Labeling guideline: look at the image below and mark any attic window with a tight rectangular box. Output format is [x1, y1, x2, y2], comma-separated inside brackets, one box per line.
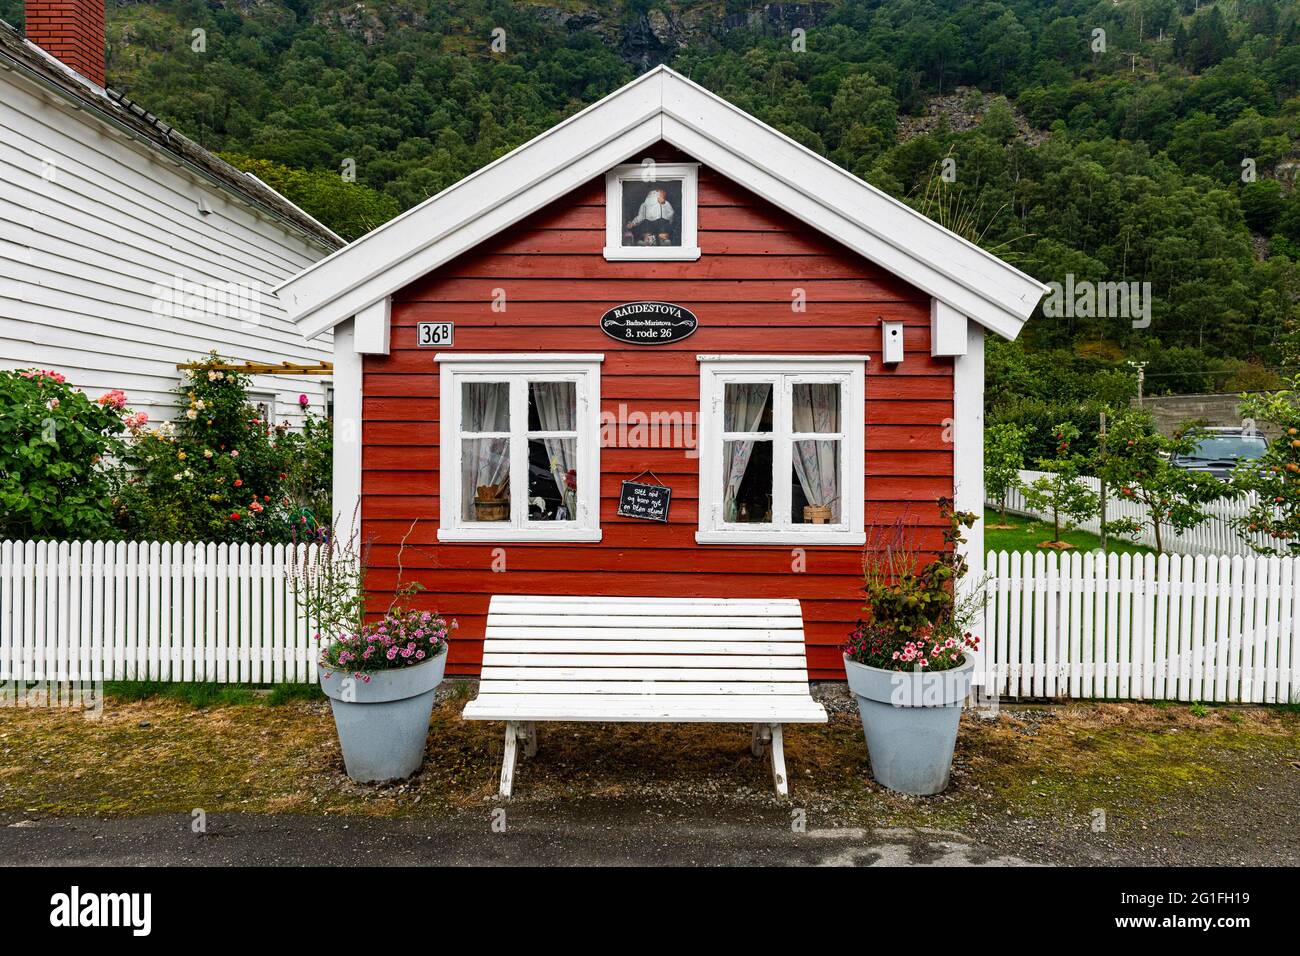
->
[604, 163, 700, 261]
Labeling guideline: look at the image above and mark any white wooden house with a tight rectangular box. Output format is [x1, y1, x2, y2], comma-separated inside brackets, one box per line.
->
[0, 3, 342, 425]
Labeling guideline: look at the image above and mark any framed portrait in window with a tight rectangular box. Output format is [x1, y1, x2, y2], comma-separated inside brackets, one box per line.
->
[604, 162, 700, 261]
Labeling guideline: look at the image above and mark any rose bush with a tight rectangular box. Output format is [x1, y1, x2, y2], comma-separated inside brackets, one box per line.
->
[0, 369, 130, 539]
[113, 353, 331, 543]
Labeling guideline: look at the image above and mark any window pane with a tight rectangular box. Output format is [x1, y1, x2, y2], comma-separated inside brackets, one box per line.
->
[462, 382, 509, 432]
[792, 439, 841, 524]
[792, 383, 841, 434]
[528, 381, 576, 432]
[723, 382, 773, 433]
[621, 179, 683, 248]
[723, 439, 772, 523]
[461, 437, 510, 522]
[528, 438, 577, 521]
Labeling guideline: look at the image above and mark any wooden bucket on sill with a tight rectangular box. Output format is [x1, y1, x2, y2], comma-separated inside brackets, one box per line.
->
[803, 504, 833, 524]
[475, 484, 509, 521]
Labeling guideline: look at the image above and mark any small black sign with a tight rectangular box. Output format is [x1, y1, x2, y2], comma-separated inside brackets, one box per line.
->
[600, 301, 698, 345]
[617, 480, 672, 522]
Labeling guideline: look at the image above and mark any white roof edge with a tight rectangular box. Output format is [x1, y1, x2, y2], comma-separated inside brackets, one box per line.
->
[277, 65, 1047, 342]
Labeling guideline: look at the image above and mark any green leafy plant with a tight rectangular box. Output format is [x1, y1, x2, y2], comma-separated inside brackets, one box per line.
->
[0, 369, 132, 540]
[1020, 422, 1099, 547]
[843, 498, 981, 672]
[1231, 375, 1300, 555]
[1092, 412, 1225, 554]
[985, 421, 1028, 528]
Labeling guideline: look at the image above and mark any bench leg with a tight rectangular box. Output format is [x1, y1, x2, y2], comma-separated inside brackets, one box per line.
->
[523, 721, 538, 758]
[751, 723, 771, 757]
[768, 723, 788, 797]
[499, 721, 520, 799]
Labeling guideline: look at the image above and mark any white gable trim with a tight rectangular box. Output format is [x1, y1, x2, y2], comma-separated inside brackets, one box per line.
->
[278, 66, 1047, 344]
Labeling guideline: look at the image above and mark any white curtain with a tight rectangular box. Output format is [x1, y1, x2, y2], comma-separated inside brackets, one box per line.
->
[792, 383, 841, 521]
[461, 382, 510, 520]
[530, 382, 577, 510]
[723, 383, 771, 522]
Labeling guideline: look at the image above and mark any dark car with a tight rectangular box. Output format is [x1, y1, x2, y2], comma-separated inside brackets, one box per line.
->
[1170, 427, 1268, 480]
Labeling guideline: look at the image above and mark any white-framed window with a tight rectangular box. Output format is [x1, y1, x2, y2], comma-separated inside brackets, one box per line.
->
[697, 356, 867, 545]
[604, 162, 700, 261]
[247, 389, 277, 421]
[437, 354, 603, 542]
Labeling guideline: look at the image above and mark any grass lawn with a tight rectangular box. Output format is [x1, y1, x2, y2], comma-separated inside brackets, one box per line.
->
[984, 509, 1154, 556]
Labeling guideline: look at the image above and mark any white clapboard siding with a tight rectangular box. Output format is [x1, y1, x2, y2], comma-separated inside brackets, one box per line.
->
[982, 550, 1300, 704]
[992, 470, 1283, 558]
[0, 540, 322, 684]
[0, 69, 334, 427]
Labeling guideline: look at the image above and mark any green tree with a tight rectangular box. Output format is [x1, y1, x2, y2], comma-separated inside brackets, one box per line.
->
[1093, 412, 1225, 553]
[1231, 375, 1300, 554]
[1020, 423, 1099, 546]
[985, 422, 1029, 527]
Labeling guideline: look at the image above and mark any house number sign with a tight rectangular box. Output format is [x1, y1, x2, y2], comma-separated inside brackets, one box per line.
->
[599, 301, 698, 345]
[417, 321, 454, 347]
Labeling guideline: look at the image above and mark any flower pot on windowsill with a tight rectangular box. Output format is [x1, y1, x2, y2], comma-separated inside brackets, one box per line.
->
[843, 654, 973, 796]
[318, 647, 448, 783]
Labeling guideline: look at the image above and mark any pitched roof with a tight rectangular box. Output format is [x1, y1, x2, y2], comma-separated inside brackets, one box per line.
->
[0, 20, 343, 251]
[276, 65, 1047, 340]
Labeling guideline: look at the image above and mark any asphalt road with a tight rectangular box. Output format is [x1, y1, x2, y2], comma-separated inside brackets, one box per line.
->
[0, 810, 1036, 867]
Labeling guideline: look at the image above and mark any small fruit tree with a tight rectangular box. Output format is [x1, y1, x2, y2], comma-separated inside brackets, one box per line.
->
[1020, 422, 1098, 547]
[1092, 411, 1223, 554]
[1232, 375, 1300, 555]
[0, 369, 133, 540]
[985, 421, 1028, 527]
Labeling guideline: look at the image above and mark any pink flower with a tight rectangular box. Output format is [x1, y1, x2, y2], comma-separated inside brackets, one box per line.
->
[97, 389, 127, 409]
[298, 394, 309, 407]
[124, 411, 149, 430]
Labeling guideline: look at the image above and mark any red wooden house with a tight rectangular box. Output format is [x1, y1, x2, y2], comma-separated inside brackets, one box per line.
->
[276, 67, 1046, 680]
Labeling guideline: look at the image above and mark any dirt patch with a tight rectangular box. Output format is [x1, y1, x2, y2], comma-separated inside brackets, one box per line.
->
[0, 691, 1295, 863]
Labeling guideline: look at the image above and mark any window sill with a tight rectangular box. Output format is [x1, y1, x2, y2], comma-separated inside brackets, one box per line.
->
[603, 246, 702, 262]
[694, 530, 867, 546]
[437, 528, 603, 544]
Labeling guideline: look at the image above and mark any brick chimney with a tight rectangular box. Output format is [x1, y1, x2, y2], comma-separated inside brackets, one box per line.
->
[26, 0, 106, 87]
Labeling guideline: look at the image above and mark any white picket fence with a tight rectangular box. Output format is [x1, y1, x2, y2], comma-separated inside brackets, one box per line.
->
[3, 537, 1298, 705]
[0, 540, 324, 684]
[992, 469, 1279, 557]
[980, 549, 1300, 703]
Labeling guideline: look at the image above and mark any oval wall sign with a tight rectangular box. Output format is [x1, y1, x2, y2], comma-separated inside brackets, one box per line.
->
[599, 301, 698, 345]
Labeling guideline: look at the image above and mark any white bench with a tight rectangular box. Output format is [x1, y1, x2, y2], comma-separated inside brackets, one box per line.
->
[462, 595, 828, 798]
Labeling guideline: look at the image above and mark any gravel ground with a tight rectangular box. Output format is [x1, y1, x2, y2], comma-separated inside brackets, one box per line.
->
[0, 684, 1295, 866]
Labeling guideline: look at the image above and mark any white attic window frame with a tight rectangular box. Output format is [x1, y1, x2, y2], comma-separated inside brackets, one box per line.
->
[603, 162, 700, 262]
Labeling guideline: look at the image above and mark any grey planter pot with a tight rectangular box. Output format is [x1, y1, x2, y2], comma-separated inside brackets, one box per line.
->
[843, 655, 974, 796]
[318, 648, 448, 783]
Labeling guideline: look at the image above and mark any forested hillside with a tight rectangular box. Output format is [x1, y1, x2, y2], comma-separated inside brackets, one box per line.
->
[6, 0, 1300, 444]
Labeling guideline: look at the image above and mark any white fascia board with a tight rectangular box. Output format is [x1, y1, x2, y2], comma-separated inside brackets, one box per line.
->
[280, 72, 668, 337]
[930, 299, 969, 357]
[354, 296, 391, 355]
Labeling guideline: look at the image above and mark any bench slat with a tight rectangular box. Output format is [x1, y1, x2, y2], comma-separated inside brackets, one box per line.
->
[478, 680, 809, 695]
[481, 667, 809, 682]
[482, 652, 807, 667]
[490, 595, 799, 609]
[482, 640, 806, 655]
[463, 693, 828, 722]
[487, 614, 801, 629]
[484, 627, 805, 643]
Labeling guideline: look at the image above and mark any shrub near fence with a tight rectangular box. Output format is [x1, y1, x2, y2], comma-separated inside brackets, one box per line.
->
[982, 549, 1300, 704]
[0, 540, 323, 685]
[996, 469, 1274, 557]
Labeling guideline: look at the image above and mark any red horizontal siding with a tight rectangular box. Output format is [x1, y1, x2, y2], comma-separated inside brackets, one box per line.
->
[362, 152, 954, 680]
